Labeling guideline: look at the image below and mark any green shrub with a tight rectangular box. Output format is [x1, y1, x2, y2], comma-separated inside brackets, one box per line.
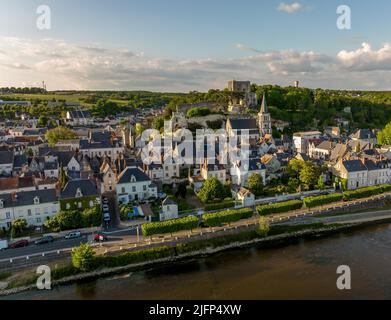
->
[203, 208, 253, 227]
[186, 107, 211, 118]
[71, 244, 96, 272]
[381, 184, 391, 193]
[343, 185, 385, 200]
[204, 200, 235, 212]
[141, 216, 199, 237]
[304, 193, 343, 208]
[256, 200, 303, 216]
[257, 217, 270, 237]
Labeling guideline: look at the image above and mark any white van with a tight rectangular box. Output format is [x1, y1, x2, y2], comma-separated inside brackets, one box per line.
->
[0, 240, 8, 251]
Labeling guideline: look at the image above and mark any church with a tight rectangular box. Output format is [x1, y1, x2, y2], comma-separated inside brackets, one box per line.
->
[226, 93, 272, 141]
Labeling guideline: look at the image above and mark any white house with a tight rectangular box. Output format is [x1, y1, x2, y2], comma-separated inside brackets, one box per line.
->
[160, 198, 179, 221]
[0, 189, 60, 230]
[100, 162, 117, 193]
[116, 167, 158, 204]
[334, 159, 369, 190]
[232, 187, 255, 207]
[293, 131, 322, 154]
[230, 159, 266, 187]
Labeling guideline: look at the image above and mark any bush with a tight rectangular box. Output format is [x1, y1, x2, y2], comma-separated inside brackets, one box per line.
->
[343, 185, 385, 201]
[186, 107, 211, 118]
[257, 217, 270, 237]
[204, 200, 235, 212]
[304, 193, 343, 208]
[71, 244, 96, 272]
[95, 246, 175, 269]
[256, 200, 303, 216]
[141, 216, 199, 237]
[203, 208, 253, 227]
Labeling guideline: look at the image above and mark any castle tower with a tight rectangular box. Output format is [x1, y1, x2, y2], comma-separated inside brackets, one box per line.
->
[258, 93, 272, 136]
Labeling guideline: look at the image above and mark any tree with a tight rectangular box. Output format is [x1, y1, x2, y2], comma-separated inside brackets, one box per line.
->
[58, 164, 68, 188]
[288, 159, 305, 178]
[152, 117, 164, 132]
[135, 123, 144, 137]
[300, 162, 321, 191]
[257, 217, 270, 237]
[378, 122, 391, 145]
[317, 175, 326, 190]
[71, 243, 96, 272]
[11, 219, 27, 238]
[45, 127, 77, 146]
[198, 177, 225, 203]
[175, 182, 187, 199]
[288, 178, 300, 193]
[37, 115, 49, 127]
[248, 173, 264, 196]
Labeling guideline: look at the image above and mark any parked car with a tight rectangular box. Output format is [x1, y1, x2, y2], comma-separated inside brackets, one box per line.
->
[64, 231, 82, 239]
[102, 198, 109, 204]
[94, 234, 108, 242]
[0, 240, 8, 251]
[102, 204, 110, 212]
[9, 240, 29, 249]
[35, 236, 54, 245]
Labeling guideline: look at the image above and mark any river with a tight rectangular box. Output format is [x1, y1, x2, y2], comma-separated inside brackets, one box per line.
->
[5, 223, 391, 300]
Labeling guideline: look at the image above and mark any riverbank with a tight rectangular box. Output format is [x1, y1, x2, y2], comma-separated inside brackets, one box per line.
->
[1, 217, 388, 298]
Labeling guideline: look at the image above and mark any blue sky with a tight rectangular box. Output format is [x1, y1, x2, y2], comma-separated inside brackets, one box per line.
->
[1, 0, 391, 91]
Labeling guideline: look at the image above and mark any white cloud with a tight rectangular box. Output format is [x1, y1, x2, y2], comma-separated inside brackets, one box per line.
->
[338, 42, 391, 71]
[277, 2, 304, 14]
[1, 37, 391, 91]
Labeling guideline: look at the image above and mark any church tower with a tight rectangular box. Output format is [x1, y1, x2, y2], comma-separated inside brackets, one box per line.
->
[258, 93, 272, 136]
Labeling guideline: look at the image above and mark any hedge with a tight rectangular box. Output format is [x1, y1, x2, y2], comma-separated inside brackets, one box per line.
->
[304, 193, 343, 208]
[141, 216, 199, 237]
[204, 200, 235, 212]
[343, 185, 386, 201]
[203, 208, 254, 227]
[256, 200, 303, 216]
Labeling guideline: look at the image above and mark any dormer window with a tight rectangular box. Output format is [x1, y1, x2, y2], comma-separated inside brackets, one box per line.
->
[75, 188, 83, 198]
[130, 175, 136, 183]
[0, 199, 3, 209]
[34, 196, 40, 205]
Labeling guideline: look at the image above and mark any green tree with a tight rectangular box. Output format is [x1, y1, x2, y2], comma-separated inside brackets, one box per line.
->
[257, 217, 270, 237]
[248, 173, 264, 196]
[198, 177, 225, 203]
[37, 115, 49, 127]
[378, 122, 391, 145]
[288, 159, 305, 178]
[300, 162, 321, 191]
[45, 127, 77, 146]
[11, 219, 27, 238]
[317, 175, 325, 190]
[71, 243, 96, 272]
[152, 117, 165, 132]
[58, 164, 68, 188]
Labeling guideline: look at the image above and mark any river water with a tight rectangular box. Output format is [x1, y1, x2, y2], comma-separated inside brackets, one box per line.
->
[6, 223, 391, 300]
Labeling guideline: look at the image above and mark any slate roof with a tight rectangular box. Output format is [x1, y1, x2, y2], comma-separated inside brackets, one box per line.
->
[61, 180, 99, 199]
[162, 198, 177, 206]
[68, 110, 92, 119]
[228, 118, 258, 130]
[117, 167, 151, 184]
[0, 151, 13, 165]
[13, 154, 28, 168]
[342, 160, 367, 172]
[0, 189, 58, 209]
[352, 129, 376, 140]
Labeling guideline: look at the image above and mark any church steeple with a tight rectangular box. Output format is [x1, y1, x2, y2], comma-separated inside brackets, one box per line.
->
[258, 93, 272, 136]
[260, 93, 268, 114]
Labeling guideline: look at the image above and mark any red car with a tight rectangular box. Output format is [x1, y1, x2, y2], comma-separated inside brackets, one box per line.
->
[9, 240, 29, 249]
[94, 234, 108, 242]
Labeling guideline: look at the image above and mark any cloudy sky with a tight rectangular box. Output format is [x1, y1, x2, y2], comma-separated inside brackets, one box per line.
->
[1, 0, 391, 91]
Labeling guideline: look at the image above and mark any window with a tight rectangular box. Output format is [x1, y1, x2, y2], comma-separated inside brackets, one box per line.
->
[132, 186, 136, 192]
[78, 202, 82, 209]
[89, 201, 94, 207]
[6, 212, 11, 219]
[37, 218, 41, 224]
[28, 209, 32, 216]
[143, 185, 147, 191]
[121, 187, 126, 194]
